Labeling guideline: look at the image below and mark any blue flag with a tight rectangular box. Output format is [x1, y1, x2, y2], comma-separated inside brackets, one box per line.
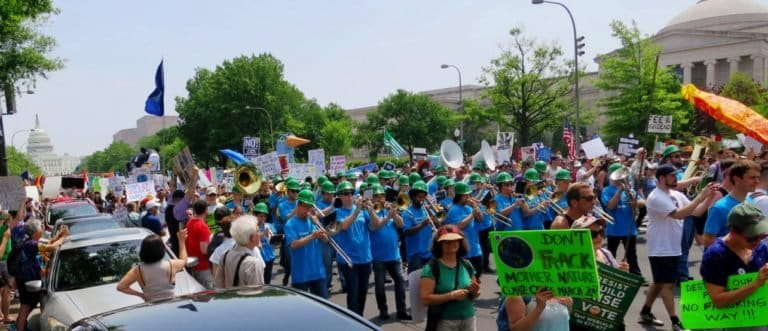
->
[145, 60, 164, 116]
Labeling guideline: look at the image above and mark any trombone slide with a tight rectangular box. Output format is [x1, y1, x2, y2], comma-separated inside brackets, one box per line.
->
[309, 216, 353, 266]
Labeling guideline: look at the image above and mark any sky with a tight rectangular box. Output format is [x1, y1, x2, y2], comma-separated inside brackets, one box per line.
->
[7, 0, 741, 156]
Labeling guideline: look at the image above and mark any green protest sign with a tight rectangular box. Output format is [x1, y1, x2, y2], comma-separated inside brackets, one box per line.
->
[681, 272, 768, 329]
[571, 263, 643, 331]
[490, 230, 600, 299]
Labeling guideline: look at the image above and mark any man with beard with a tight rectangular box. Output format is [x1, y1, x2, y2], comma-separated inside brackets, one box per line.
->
[641, 165, 715, 330]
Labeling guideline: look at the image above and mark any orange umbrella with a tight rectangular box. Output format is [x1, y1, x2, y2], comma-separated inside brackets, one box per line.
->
[682, 84, 768, 145]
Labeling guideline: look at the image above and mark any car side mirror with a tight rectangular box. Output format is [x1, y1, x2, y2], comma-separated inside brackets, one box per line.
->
[25, 280, 43, 293]
[186, 257, 199, 269]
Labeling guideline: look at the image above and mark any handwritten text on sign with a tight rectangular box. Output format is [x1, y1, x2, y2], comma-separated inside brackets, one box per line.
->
[329, 155, 346, 174]
[250, 152, 281, 177]
[681, 273, 768, 329]
[0, 177, 26, 211]
[571, 263, 643, 331]
[647, 115, 673, 134]
[490, 230, 600, 299]
[125, 181, 155, 202]
[308, 149, 326, 175]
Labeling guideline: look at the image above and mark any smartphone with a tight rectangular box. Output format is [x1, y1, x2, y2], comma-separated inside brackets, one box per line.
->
[363, 189, 373, 200]
[514, 181, 526, 195]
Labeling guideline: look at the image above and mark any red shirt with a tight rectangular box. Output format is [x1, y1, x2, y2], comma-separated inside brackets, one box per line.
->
[185, 217, 211, 271]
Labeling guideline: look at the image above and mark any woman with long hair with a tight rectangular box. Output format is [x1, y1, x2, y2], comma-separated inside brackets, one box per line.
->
[117, 229, 188, 302]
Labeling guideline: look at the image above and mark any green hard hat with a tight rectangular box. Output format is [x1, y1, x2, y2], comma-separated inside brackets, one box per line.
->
[435, 165, 446, 173]
[371, 183, 385, 195]
[663, 145, 681, 157]
[335, 171, 345, 178]
[337, 181, 354, 192]
[496, 172, 513, 184]
[555, 169, 572, 181]
[378, 170, 393, 179]
[359, 182, 369, 191]
[321, 181, 336, 194]
[608, 163, 623, 174]
[436, 175, 447, 186]
[399, 175, 410, 185]
[534, 161, 548, 174]
[473, 160, 487, 170]
[299, 182, 312, 191]
[346, 172, 358, 180]
[297, 189, 316, 206]
[444, 179, 455, 187]
[408, 173, 422, 185]
[524, 168, 542, 182]
[455, 182, 472, 195]
[253, 202, 269, 215]
[317, 175, 329, 185]
[367, 174, 379, 185]
[285, 179, 301, 191]
[410, 180, 428, 193]
[468, 173, 483, 184]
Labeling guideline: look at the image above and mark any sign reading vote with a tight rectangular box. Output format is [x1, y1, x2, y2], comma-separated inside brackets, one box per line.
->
[490, 230, 600, 299]
[681, 273, 768, 329]
[571, 263, 643, 331]
[647, 115, 673, 134]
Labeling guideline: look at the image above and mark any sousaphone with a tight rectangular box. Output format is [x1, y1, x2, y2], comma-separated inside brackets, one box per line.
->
[472, 140, 497, 171]
[439, 140, 464, 169]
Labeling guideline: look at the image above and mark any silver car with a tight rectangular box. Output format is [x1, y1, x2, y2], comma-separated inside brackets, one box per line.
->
[38, 228, 205, 331]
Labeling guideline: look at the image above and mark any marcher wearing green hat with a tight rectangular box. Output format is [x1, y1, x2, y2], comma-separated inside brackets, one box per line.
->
[468, 173, 483, 184]
[337, 181, 354, 193]
[398, 175, 410, 193]
[523, 168, 542, 183]
[410, 180, 428, 193]
[283, 187, 328, 298]
[299, 182, 312, 191]
[534, 161, 548, 174]
[378, 170, 392, 179]
[608, 162, 623, 175]
[367, 174, 380, 186]
[434, 165, 447, 174]
[473, 160, 487, 171]
[454, 182, 472, 195]
[519, 168, 550, 230]
[555, 169, 572, 182]
[494, 172, 525, 232]
[438, 179, 457, 211]
[321, 181, 336, 194]
[402, 178, 436, 282]
[315, 179, 338, 290]
[276, 177, 302, 286]
[408, 173, 421, 185]
[443, 177, 486, 279]
[253, 202, 269, 215]
[436, 176, 447, 187]
[662, 145, 680, 158]
[285, 179, 301, 192]
[251, 202, 277, 284]
[317, 175, 329, 186]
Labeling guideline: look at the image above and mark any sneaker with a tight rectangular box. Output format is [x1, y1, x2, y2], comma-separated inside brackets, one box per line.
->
[379, 311, 390, 320]
[672, 320, 687, 331]
[396, 312, 412, 320]
[639, 312, 664, 326]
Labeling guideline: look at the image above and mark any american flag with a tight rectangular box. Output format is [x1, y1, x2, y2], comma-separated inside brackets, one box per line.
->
[563, 122, 576, 160]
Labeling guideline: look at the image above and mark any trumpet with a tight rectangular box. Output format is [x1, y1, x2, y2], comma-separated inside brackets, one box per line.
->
[309, 207, 353, 266]
[425, 197, 446, 218]
[396, 192, 410, 211]
[373, 201, 391, 213]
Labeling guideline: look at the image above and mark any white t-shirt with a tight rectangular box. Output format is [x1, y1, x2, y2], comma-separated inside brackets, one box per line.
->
[577, 167, 595, 188]
[646, 188, 691, 257]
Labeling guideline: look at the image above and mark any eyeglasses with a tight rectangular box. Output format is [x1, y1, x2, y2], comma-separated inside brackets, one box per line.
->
[580, 195, 596, 201]
[590, 230, 605, 238]
[339, 191, 354, 196]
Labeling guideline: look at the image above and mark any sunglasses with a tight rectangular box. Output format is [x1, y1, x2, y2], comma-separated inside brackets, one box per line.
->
[339, 191, 354, 196]
[590, 230, 605, 238]
[289, 189, 300, 193]
[580, 195, 596, 201]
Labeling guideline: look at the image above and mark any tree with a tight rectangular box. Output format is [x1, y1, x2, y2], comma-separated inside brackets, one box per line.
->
[593, 20, 692, 147]
[6, 146, 40, 176]
[717, 72, 768, 135]
[286, 102, 354, 160]
[175, 54, 307, 166]
[479, 28, 573, 146]
[82, 142, 135, 173]
[355, 90, 457, 159]
[319, 120, 352, 156]
[460, 99, 497, 153]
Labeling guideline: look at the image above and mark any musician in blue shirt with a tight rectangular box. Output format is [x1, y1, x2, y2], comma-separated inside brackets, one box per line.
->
[520, 169, 550, 230]
[444, 182, 485, 279]
[402, 181, 435, 273]
[285, 190, 329, 298]
[493, 172, 525, 231]
[277, 179, 301, 286]
[546, 169, 572, 228]
[315, 181, 337, 289]
[334, 181, 373, 316]
[439, 179, 455, 211]
[601, 163, 641, 276]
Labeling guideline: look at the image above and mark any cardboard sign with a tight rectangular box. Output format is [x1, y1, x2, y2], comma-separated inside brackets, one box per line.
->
[520, 146, 535, 162]
[152, 174, 167, 191]
[681, 273, 768, 329]
[617, 137, 639, 157]
[42, 176, 62, 199]
[329, 155, 346, 175]
[381, 161, 396, 171]
[171, 146, 196, 186]
[491, 230, 600, 299]
[131, 167, 150, 183]
[308, 149, 326, 175]
[497, 148, 511, 164]
[571, 263, 643, 331]
[125, 181, 155, 202]
[242, 136, 261, 157]
[412, 147, 427, 161]
[288, 163, 317, 181]
[0, 177, 26, 210]
[497, 132, 514, 150]
[109, 176, 125, 196]
[277, 154, 290, 175]
[582, 138, 609, 159]
[25, 186, 39, 202]
[647, 115, 673, 134]
[250, 152, 282, 177]
[737, 133, 763, 154]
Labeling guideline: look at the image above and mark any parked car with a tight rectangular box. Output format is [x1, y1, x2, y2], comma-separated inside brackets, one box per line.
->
[70, 286, 382, 331]
[51, 214, 123, 237]
[38, 228, 205, 331]
[45, 200, 99, 227]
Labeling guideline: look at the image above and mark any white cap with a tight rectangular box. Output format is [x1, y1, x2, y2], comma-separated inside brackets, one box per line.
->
[145, 200, 160, 210]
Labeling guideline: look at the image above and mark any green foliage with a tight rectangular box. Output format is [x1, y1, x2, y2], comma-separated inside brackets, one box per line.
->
[319, 120, 352, 157]
[593, 20, 692, 147]
[6, 146, 40, 176]
[461, 99, 497, 152]
[82, 142, 135, 173]
[354, 90, 457, 159]
[720, 72, 765, 106]
[0, 0, 64, 92]
[286, 102, 353, 160]
[479, 28, 574, 146]
[136, 126, 186, 170]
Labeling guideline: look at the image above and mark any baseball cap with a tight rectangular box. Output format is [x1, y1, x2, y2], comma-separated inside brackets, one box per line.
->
[437, 224, 465, 242]
[145, 200, 159, 210]
[655, 164, 681, 179]
[727, 203, 768, 238]
[571, 215, 612, 228]
[206, 187, 218, 195]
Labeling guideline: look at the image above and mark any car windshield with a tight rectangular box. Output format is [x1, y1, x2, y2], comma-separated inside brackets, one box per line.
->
[49, 204, 99, 225]
[53, 240, 166, 291]
[55, 218, 121, 236]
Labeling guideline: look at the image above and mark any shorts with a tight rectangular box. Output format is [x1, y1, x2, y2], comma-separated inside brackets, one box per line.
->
[0, 262, 10, 287]
[19, 285, 41, 307]
[649, 256, 680, 284]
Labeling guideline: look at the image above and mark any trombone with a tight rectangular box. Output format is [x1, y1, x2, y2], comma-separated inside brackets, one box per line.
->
[311, 206, 353, 266]
[423, 198, 444, 227]
[592, 205, 615, 224]
[485, 200, 513, 228]
[539, 188, 567, 215]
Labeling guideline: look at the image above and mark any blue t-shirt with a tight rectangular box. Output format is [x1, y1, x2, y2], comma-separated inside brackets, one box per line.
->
[259, 223, 276, 262]
[284, 216, 326, 284]
[225, 199, 251, 214]
[705, 195, 752, 237]
[600, 185, 638, 237]
[493, 194, 523, 231]
[334, 206, 372, 264]
[368, 209, 401, 262]
[444, 204, 481, 258]
[439, 197, 453, 211]
[701, 237, 768, 287]
[546, 194, 569, 220]
[276, 199, 297, 233]
[524, 195, 547, 230]
[477, 206, 493, 232]
[141, 213, 163, 236]
[402, 206, 434, 260]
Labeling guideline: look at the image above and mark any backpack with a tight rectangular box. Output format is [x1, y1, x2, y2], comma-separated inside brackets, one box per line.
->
[425, 258, 473, 331]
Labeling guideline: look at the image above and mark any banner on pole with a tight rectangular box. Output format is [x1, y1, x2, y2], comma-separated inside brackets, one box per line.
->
[647, 115, 673, 134]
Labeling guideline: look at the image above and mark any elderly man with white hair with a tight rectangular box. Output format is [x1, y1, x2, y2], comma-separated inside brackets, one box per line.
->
[213, 215, 265, 288]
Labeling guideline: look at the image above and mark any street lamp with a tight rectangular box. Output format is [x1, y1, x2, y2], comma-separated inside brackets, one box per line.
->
[440, 64, 463, 148]
[531, 0, 582, 151]
[244, 106, 275, 151]
[11, 129, 30, 152]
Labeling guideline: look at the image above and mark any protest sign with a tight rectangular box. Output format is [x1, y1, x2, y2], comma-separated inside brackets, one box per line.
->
[329, 155, 346, 174]
[491, 230, 599, 299]
[647, 115, 673, 134]
[152, 174, 166, 191]
[288, 163, 317, 181]
[308, 149, 326, 175]
[497, 132, 514, 150]
[496, 148, 511, 164]
[582, 137, 609, 159]
[131, 167, 150, 183]
[25, 186, 39, 202]
[125, 181, 155, 202]
[109, 176, 125, 196]
[520, 147, 535, 162]
[172, 146, 196, 186]
[617, 137, 640, 156]
[112, 206, 129, 227]
[242, 136, 261, 157]
[250, 152, 282, 177]
[42, 176, 62, 199]
[277, 154, 290, 175]
[412, 147, 427, 161]
[681, 273, 768, 329]
[222, 172, 235, 192]
[381, 161, 396, 171]
[571, 263, 643, 331]
[737, 133, 763, 154]
[197, 169, 211, 188]
[536, 147, 552, 162]
[428, 155, 439, 169]
[0, 177, 25, 210]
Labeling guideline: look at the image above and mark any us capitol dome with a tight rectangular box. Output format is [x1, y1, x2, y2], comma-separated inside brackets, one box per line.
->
[26, 115, 82, 175]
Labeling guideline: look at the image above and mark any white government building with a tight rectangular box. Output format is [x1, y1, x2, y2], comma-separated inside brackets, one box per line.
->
[26, 116, 82, 175]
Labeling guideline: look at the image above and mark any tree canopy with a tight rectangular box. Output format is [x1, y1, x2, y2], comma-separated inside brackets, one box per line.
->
[6, 146, 40, 176]
[81, 142, 135, 173]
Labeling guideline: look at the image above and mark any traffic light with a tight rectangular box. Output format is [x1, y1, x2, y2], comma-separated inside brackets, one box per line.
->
[576, 36, 585, 57]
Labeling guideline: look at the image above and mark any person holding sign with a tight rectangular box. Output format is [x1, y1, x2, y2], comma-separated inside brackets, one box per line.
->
[444, 182, 487, 280]
[700, 203, 768, 310]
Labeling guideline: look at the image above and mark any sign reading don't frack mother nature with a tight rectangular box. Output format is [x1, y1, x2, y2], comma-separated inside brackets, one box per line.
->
[490, 230, 600, 299]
